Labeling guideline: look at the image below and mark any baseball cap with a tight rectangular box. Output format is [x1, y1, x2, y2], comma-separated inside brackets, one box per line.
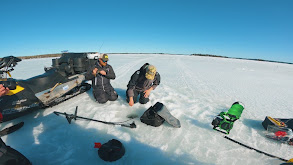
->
[99, 53, 109, 62]
[145, 65, 156, 80]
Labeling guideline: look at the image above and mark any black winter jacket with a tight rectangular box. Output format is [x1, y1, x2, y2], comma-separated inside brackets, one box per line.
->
[85, 63, 116, 91]
[127, 67, 160, 97]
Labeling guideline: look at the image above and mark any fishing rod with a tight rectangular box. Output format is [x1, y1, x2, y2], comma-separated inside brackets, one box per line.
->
[98, 42, 104, 53]
[224, 136, 288, 162]
[53, 106, 136, 129]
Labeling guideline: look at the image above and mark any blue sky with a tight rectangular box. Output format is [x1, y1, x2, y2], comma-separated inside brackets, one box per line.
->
[0, 0, 292, 63]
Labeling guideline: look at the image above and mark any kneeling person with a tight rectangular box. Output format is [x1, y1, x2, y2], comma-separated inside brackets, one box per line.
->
[85, 54, 118, 103]
[126, 63, 160, 106]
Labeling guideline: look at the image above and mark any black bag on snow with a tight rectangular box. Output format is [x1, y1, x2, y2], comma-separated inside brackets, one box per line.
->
[140, 102, 165, 127]
[98, 139, 125, 162]
[262, 116, 293, 130]
[0, 138, 31, 165]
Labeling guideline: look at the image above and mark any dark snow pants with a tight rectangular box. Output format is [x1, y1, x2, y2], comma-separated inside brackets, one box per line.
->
[93, 88, 118, 104]
[126, 89, 149, 104]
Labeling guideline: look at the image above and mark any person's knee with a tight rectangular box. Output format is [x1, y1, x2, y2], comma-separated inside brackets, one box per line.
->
[139, 98, 149, 104]
[94, 91, 108, 104]
[96, 97, 108, 104]
[106, 90, 118, 101]
[109, 94, 118, 101]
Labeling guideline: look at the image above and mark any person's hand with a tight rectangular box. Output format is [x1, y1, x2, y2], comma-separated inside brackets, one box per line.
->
[144, 87, 153, 98]
[92, 68, 98, 76]
[99, 70, 106, 76]
[129, 97, 134, 106]
[0, 84, 9, 97]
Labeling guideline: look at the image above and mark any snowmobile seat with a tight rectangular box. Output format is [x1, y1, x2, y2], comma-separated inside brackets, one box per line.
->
[73, 57, 87, 73]
[52, 55, 89, 75]
[22, 68, 68, 94]
[58, 58, 74, 76]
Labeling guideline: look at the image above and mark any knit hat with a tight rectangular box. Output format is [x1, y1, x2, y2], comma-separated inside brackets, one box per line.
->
[145, 65, 156, 80]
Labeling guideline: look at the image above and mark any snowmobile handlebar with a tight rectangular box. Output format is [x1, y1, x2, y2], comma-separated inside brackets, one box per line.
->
[0, 56, 22, 70]
[0, 79, 17, 90]
[0, 56, 22, 79]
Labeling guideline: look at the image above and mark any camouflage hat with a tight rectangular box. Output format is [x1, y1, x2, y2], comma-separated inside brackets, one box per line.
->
[145, 65, 156, 80]
[99, 53, 109, 61]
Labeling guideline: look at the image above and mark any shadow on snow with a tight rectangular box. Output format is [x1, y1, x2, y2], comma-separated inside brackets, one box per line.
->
[1, 101, 211, 165]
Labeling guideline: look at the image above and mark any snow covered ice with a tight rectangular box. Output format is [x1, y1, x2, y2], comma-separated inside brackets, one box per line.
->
[1, 54, 293, 165]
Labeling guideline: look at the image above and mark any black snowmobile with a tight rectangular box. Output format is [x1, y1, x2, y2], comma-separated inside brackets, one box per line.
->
[0, 52, 99, 122]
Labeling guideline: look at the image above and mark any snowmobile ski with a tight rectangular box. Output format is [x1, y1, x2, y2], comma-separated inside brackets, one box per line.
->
[54, 106, 136, 129]
[0, 122, 24, 137]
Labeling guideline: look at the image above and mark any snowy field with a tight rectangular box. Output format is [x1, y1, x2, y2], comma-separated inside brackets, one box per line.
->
[1, 54, 293, 165]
